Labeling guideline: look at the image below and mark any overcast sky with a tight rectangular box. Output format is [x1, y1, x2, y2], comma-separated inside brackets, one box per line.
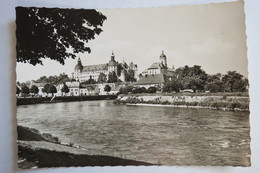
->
[16, 0, 248, 82]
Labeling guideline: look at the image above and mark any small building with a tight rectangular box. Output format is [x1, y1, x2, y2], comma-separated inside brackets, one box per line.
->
[134, 74, 166, 89]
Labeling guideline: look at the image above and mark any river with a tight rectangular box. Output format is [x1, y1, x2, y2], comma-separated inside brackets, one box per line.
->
[16, 100, 251, 166]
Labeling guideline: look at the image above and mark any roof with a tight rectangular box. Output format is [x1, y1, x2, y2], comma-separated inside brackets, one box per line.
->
[148, 62, 166, 69]
[82, 64, 108, 72]
[134, 74, 165, 85]
[30, 82, 45, 87]
[65, 81, 80, 88]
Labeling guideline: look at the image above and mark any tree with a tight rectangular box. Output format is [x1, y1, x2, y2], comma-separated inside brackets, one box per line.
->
[29, 85, 39, 96]
[222, 71, 248, 92]
[108, 71, 118, 83]
[42, 84, 50, 94]
[48, 85, 57, 96]
[16, 7, 107, 65]
[35, 73, 71, 85]
[21, 85, 30, 97]
[125, 69, 136, 82]
[97, 73, 107, 83]
[175, 65, 207, 92]
[85, 76, 96, 84]
[104, 85, 111, 93]
[16, 86, 21, 95]
[163, 79, 182, 93]
[61, 83, 70, 96]
[147, 86, 157, 93]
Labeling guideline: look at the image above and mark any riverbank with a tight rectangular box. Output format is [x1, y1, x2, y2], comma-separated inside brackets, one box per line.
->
[17, 125, 154, 168]
[17, 95, 117, 105]
[114, 93, 249, 111]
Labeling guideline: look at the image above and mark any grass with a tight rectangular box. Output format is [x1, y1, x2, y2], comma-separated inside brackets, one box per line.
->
[115, 94, 249, 111]
[17, 125, 154, 168]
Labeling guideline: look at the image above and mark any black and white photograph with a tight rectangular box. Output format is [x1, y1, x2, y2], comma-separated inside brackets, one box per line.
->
[15, 0, 250, 168]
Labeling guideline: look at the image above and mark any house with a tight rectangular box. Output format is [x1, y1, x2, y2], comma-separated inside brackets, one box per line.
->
[134, 74, 166, 89]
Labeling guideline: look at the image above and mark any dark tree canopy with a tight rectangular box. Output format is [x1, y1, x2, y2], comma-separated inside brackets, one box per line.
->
[21, 85, 30, 95]
[35, 73, 71, 85]
[97, 73, 107, 83]
[30, 85, 39, 95]
[108, 71, 118, 83]
[16, 7, 107, 65]
[61, 83, 70, 94]
[42, 84, 50, 93]
[48, 85, 57, 96]
[104, 85, 111, 92]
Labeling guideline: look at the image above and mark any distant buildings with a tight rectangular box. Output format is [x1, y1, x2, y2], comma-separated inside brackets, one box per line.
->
[72, 52, 138, 82]
[17, 51, 176, 96]
[134, 51, 175, 89]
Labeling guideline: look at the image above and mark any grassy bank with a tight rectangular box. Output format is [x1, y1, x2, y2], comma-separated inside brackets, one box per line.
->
[115, 93, 249, 111]
[17, 125, 154, 168]
[17, 95, 117, 105]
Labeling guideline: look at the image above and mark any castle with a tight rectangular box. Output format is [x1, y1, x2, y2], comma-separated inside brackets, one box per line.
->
[72, 52, 138, 83]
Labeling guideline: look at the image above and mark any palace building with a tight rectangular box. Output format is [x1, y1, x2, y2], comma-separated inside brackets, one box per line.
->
[72, 52, 138, 83]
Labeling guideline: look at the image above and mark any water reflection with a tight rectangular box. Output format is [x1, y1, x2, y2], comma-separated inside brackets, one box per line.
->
[17, 100, 250, 166]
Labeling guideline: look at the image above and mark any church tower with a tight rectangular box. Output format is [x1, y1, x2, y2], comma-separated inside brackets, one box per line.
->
[74, 58, 83, 81]
[160, 51, 167, 68]
[108, 51, 117, 73]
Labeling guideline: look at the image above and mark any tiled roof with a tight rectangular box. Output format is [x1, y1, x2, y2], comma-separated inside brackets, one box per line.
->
[148, 62, 166, 69]
[134, 74, 165, 85]
[82, 64, 108, 72]
[65, 81, 80, 88]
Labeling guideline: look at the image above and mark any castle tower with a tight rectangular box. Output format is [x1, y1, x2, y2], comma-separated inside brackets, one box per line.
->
[160, 51, 167, 68]
[108, 51, 117, 73]
[74, 58, 83, 81]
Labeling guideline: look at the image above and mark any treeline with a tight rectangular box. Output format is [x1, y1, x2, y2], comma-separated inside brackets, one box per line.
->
[164, 65, 248, 93]
[119, 65, 248, 94]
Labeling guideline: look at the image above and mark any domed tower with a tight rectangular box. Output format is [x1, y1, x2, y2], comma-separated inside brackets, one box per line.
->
[160, 51, 167, 68]
[108, 52, 117, 73]
[74, 58, 83, 81]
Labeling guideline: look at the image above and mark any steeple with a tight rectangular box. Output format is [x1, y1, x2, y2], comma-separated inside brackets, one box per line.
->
[160, 51, 167, 68]
[74, 57, 83, 71]
[109, 51, 117, 66]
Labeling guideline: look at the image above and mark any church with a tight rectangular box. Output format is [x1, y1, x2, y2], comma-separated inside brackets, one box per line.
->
[72, 52, 138, 83]
[134, 51, 175, 89]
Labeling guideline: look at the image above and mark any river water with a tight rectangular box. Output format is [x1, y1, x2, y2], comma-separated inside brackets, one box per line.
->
[17, 100, 251, 166]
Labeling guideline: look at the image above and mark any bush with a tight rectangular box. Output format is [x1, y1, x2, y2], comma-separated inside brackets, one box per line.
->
[147, 86, 157, 93]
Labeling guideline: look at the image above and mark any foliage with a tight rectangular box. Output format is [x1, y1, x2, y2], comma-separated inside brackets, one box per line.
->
[163, 78, 182, 93]
[97, 73, 107, 83]
[30, 85, 39, 95]
[125, 69, 136, 82]
[222, 71, 248, 92]
[132, 87, 147, 94]
[147, 86, 157, 93]
[16, 7, 107, 65]
[61, 83, 70, 95]
[42, 84, 50, 93]
[34, 73, 71, 85]
[48, 85, 57, 96]
[83, 76, 96, 84]
[119, 86, 133, 94]
[16, 86, 21, 95]
[104, 85, 111, 92]
[108, 71, 118, 83]
[21, 85, 30, 95]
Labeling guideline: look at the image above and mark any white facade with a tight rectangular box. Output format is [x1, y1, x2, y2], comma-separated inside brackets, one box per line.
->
[72, 52, 138, 83]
